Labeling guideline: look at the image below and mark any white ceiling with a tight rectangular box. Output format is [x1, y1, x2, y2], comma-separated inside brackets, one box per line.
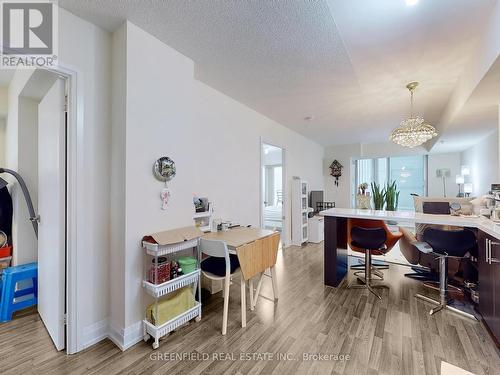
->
[432, 55, 500, 153]
[60, 0, 498, 148]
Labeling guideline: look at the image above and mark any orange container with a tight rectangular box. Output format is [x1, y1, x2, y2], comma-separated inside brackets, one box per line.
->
[0, 245, 12, 258]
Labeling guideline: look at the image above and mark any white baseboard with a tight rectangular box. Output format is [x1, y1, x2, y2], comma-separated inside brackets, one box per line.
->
[81, 318, 143, 352]
[123, 321, 143, 350]
[82, 318, 109, 349]
[107, 319, 143, 351]
[108, 319, 125, 351]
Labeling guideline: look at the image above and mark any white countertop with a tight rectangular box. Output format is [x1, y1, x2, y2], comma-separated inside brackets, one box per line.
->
[320, 208, 500, 240]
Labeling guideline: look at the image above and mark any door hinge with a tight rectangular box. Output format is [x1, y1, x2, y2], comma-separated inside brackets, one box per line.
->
[62, 314, 67, 325]
[64, 95, 68, 112]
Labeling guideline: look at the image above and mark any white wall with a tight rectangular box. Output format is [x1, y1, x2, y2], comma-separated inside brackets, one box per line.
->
[324, 143, 360, 209]
[15, 97, 38, 264]
[460, 130, 499, 197]
[5, 70, 35, 265]
[57, 8, 112, 351]
[0, 118, 6, 167]
[110, 21, 324, 345]
[0, 88, 6, 166]
[109, 22, 127, 345]
[324, 142, 462, 207]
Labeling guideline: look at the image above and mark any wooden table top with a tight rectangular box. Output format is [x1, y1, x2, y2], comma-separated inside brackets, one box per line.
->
[202, 227, 277, 248]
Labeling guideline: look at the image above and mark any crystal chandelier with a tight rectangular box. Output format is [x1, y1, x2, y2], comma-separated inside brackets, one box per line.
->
[390, 82, 437, 148]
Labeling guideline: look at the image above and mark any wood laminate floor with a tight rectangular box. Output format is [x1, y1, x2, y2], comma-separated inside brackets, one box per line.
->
[1, 242, 499, 375]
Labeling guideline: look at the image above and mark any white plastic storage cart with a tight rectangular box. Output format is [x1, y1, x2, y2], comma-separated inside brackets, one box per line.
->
[142, 227, 203, 349]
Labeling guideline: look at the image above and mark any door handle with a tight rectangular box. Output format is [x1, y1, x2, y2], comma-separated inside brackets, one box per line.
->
[486, 238, 492, 264]
[490, 241, 500, 264]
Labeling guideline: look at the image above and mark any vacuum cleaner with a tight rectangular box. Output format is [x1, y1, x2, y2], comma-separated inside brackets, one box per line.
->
[0, 168, 38, 238]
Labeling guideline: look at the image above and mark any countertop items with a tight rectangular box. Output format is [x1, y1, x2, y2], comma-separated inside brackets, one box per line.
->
[320, 208, 500, 240]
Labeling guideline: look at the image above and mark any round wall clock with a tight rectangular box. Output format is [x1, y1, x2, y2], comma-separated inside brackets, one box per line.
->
[153, 156, 176, 182]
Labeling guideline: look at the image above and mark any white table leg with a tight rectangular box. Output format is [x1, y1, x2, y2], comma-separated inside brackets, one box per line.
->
[271, 266, 278, 301]
[252, 272, 264, 309]
[249, 277, 254, 311]
[222, 275, 230, 335]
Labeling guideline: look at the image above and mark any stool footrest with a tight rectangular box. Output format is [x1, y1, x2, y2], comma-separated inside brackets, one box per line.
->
[14, 287, 36, 298]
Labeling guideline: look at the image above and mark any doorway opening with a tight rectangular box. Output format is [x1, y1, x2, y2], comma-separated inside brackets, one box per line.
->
[0, 69, 69, 352]
[260, 142, 285, 243]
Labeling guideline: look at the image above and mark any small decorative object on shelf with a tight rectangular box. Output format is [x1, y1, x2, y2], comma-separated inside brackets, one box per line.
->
[329, 160, 343, 186]
[193, 197, 213, 232]
[356, 182, 371, 209]
[142, 226, 203, 349]
[358, 182, 368, 196]
[153, 156, 176, 210]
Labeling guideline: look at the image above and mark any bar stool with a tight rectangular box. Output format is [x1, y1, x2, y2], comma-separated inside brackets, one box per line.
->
[348, 219, 402, 281]
[415, 227, 477, 320]
[348, 226, 388, 300]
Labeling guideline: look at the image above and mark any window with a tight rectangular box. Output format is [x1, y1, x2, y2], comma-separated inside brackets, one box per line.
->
[354, 155, 427, 211]
[389, 156, 426, 211]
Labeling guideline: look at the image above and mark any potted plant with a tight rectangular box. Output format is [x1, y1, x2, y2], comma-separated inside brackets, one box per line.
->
[371, 182, 386, 210]
[385, 180, 400, 211]
[358, 182, 368, 195]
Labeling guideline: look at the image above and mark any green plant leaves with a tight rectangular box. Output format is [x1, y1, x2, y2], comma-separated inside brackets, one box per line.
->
[370, 180, 400, 211]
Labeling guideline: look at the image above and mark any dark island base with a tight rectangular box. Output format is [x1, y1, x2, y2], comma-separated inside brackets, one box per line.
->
[324, 215, 348, 287]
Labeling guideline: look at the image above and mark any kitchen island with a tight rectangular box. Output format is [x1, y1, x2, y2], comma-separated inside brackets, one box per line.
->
[320, 207, 500, 344]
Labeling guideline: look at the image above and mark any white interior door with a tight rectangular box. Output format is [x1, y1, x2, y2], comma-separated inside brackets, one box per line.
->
[37, 78, 66, 351]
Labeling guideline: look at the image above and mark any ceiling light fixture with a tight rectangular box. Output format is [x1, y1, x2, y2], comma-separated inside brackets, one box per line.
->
[390, 82, 437, 148]
[405, 0, 418, 6]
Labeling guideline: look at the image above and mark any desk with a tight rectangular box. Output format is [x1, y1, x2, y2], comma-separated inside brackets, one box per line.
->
[203, 227, 280, 310]
[202, 227, 280, 281]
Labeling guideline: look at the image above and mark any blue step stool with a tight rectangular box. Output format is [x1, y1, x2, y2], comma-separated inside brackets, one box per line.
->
[0, 262, 38, 322]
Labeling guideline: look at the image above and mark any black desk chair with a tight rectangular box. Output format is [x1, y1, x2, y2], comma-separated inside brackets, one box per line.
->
[348, 226, 389, 300]
[415, 227, 477, 320]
